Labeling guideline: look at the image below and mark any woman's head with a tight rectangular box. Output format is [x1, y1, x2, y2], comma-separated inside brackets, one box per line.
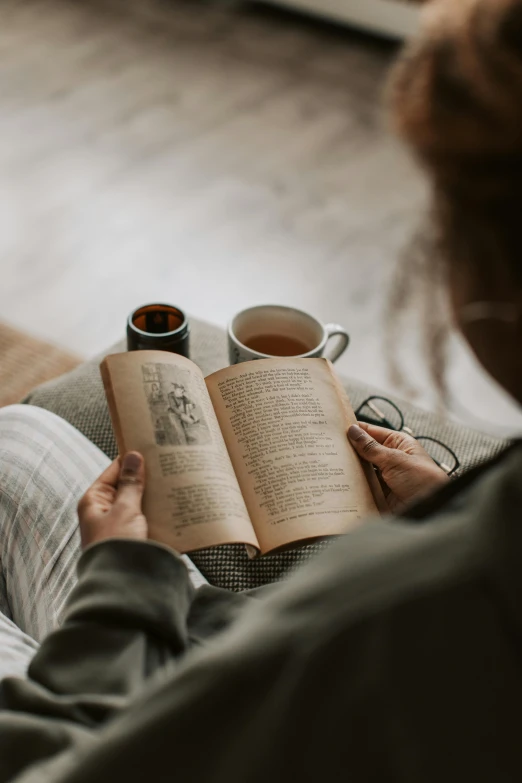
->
[389, 0, 522, 402]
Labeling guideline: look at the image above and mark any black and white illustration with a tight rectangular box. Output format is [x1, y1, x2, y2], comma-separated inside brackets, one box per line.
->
[142, 363, 211, 447]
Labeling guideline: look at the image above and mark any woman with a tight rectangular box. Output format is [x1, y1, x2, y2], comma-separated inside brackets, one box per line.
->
[1, 1, 521, 780]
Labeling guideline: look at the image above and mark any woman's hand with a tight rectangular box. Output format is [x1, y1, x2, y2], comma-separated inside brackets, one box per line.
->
[348, 422, 449, 512]
[78, 452, 148, 548]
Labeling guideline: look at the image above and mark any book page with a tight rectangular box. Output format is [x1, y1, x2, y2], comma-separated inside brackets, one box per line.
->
[206, 358, 378, 554]
[101, 351, 258, 553]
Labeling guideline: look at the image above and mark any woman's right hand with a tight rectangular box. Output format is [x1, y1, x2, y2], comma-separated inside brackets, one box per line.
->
[348, 422, 450, 512]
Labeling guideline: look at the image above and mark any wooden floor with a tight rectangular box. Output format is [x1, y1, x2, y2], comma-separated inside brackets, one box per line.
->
[1, 0, 521, 433]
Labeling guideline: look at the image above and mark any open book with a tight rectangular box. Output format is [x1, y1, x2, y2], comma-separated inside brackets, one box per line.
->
[101, 351, 384, 557]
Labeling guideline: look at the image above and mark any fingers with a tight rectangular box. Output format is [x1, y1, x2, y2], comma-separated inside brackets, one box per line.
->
[77, 458, 121, 516]
[94, 458, 122, 489]
[115, 452, 145, 509]
[78, 452, 147, 548]
[348, 424, 393, 468]
[356, 421, 398, 443]
[357, 421, 419, 450]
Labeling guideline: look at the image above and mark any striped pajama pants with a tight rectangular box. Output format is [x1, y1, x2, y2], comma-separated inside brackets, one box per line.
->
[0, 404, 110, 680]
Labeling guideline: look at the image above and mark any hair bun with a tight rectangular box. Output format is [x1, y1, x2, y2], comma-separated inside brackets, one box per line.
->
[390, 0, 522, 198]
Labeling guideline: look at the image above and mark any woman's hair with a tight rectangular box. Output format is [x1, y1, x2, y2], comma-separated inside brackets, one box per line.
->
[386, 0, 522, 395]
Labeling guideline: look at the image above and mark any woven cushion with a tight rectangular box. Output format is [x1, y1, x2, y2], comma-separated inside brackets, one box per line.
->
[22, 317, 507, 591]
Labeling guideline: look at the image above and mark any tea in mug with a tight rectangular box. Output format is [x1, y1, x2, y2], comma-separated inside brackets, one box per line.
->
[245, 334, 312, 357]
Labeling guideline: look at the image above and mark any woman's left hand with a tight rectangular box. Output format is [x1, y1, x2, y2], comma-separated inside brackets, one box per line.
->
[77, 452, 148, 549]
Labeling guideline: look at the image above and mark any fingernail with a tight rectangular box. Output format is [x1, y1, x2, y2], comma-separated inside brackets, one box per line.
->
[348, 424, 364, 441]
[122, 452, 142, 473]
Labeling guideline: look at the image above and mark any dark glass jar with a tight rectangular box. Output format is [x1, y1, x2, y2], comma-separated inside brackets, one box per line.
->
[127, 304, 190, 357]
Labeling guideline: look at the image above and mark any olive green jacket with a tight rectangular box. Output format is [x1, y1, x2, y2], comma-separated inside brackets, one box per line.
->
[1, 444, 521, 783]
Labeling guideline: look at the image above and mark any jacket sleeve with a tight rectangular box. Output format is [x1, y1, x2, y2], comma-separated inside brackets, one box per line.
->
[1, 539, 194, 728]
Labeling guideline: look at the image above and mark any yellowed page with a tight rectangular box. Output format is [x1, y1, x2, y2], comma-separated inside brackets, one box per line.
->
[206, 358, 378, 554]
[101, 351, 258, 553]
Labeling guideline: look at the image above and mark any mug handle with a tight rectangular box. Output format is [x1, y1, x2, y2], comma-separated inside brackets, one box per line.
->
[324, 324, 350, 363]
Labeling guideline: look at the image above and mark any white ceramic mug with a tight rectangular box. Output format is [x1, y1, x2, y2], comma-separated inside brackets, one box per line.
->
[228, 305, 350, 365]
